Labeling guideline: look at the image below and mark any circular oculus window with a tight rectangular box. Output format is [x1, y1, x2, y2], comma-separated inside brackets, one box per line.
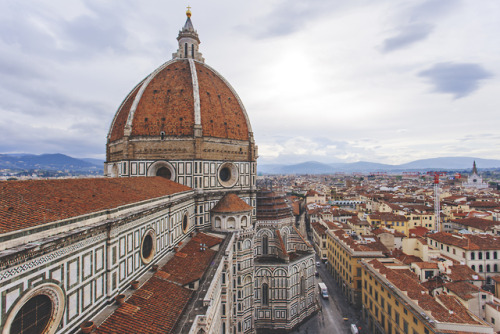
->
[140, 230, 156, 264]
[4, 283, 65, 334]
[218, 163, 238, 188]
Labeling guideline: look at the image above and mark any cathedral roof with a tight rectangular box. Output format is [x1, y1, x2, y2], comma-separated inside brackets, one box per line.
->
[0, 177, 191, 234]
[96, 232, 223, 334]
[211, 193, 252, 213]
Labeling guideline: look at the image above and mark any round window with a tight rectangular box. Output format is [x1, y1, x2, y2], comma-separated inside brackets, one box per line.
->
[218, 163, 238, 188]
[4, 283, 65, 334]
[11, 294, 52, 334]
[156, 167, 172, 179]
[219, 167, 231, 182]
[140, 230, 156, 264]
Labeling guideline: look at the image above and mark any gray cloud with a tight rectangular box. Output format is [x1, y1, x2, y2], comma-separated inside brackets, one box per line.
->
[409, 0, 460, 22]
[238, 1, 361, 39]
[382, 24, 433, 52]
[380, 0, 460, 53]
[418, 62, 493, 99]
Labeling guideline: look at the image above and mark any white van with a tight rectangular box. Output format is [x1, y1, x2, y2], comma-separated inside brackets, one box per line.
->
[318, 282, 328, 299]
[350, 324, 359, 334]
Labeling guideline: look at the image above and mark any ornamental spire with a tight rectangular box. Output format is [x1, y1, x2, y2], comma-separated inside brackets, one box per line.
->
[472, 160, 478, 175]
[172, 7, 204, 62]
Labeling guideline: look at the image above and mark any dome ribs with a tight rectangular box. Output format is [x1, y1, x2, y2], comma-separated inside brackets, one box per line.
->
[131, 60, 194, 138]
[108, 60, 252, 149]
[196, 63, 249, 141]
[109, 84, 142, 142]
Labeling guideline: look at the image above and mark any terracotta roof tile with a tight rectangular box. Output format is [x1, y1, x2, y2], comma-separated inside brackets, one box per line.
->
[96, 232, 222, 334]
[428, 232, 500, 250]
[210, 193, 252, 213]
[0, 177, 191, 234]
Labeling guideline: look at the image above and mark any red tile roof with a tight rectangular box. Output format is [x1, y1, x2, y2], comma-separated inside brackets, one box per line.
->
[95, 277, 192, 334]
[109, 59, 249, 142]
[210, 193, 252, 213]
[0, 177, 191, 234]
[95, 232, 222, 334]
[162, 233, 223, 286]
[447, 265, 484, 282]
[368, 259, 481, 325]
[444, 281, 480, 300]
[428, 232, 500, 250]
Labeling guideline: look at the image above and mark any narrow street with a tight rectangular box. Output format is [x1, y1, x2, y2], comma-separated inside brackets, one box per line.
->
[290, 257, 367, 334]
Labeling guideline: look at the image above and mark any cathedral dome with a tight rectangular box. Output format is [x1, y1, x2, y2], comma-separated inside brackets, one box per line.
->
[108, 59, 252, 143]
[106, 12, 257, 166]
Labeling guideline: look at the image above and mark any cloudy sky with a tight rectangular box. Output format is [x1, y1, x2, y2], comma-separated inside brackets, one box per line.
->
[1, 0, 499, 165]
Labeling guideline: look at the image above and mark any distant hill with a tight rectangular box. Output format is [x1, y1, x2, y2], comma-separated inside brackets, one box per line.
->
[259, 157, 500, 174]
[81, 158, 105, 167]
[0, 153, 103, 172]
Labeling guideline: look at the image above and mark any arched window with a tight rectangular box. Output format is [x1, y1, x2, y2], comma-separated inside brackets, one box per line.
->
[191, 44, 195, 58]
[215, 217, 221, 228]
[470, 252, 475, 260]
[494, 251, 498, 259]
[300, 276, 306, 296]
[478, 252, 483, 260]
[486, 252, 490, 260]
[494, 264, 498, 272]
[184, 43, 188, 58]
[227, 217, 235, 229]
[262, 235, 268, 255]
[479, 265, 483, 272]
[241, 216, 248, 228]
[486, 265, 491, 272]
[262, 283, 269, 306]
[471, 265, 476, 271]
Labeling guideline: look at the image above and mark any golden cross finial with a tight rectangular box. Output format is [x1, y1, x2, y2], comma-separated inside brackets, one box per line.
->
[186, 5, 192, 17]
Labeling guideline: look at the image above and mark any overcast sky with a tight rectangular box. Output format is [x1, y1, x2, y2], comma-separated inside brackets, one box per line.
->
[1, 0, 499, 165]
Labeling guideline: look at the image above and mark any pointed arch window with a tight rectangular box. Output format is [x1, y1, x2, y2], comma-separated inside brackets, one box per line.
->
[191, 44, 194, 58]
[184, 43, 188, 58]
[262, 235, 268, 255]
[262, 283, 269, 306]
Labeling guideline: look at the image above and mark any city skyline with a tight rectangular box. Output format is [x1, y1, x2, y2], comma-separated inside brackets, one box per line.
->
[0, 0, 499, 165]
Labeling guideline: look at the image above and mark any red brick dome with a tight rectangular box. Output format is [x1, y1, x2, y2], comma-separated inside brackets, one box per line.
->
[108, 59, 252, 142]
[105, 13, 257, 167]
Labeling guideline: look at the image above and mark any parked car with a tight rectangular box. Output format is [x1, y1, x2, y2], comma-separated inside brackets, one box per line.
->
[316, 261, 321, 267]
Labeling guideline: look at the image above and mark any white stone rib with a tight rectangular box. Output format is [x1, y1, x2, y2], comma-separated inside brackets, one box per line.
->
[123, 59, 178, 136]
[188, 59, 201, 126]
[199, 61, 254, 134]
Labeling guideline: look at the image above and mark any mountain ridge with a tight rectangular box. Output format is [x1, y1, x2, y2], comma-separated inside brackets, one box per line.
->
[259, 157, 500, 174]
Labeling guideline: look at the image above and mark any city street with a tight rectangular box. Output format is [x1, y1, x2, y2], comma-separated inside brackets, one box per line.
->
[290, 257, 367, 334]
